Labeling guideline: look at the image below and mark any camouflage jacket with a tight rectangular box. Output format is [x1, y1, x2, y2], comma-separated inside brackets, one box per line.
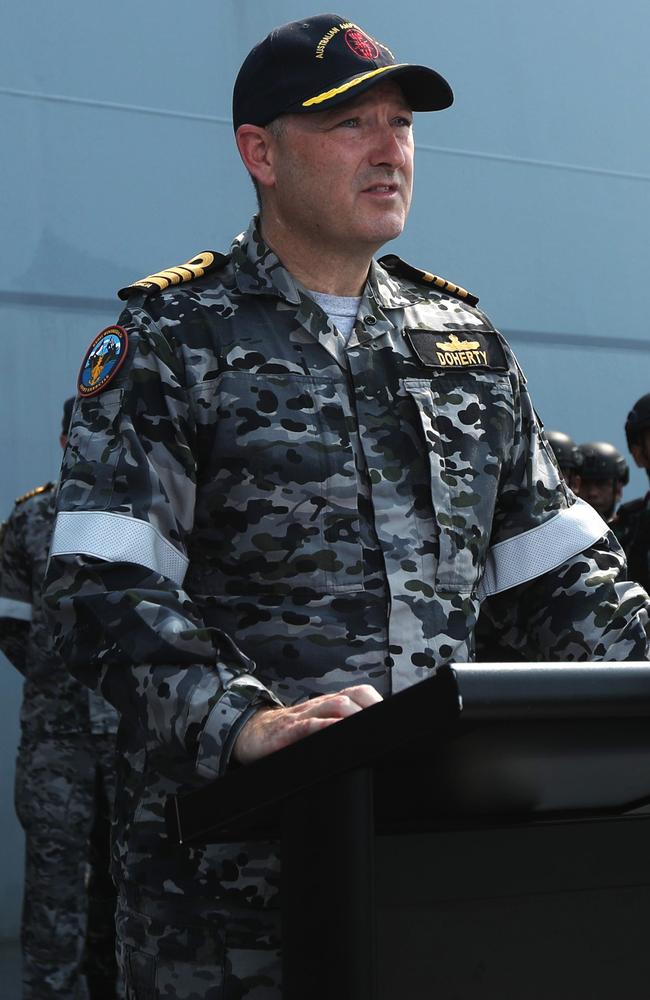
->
[612, 491, 650, 594]
[45, 218, 649, 904]
[0, 485, 118, 739]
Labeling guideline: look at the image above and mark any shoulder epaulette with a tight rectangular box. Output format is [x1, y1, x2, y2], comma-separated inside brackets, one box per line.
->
[15, 482, 54, 506]
[378, 253, 479, 307]
[118, 250, 229, 301]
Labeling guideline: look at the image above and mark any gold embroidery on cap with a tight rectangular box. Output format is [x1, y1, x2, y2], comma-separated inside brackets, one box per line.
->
[303, 64, 407, 106]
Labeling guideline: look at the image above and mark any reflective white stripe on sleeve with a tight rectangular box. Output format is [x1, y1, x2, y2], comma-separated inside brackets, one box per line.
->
[50, 510, 189, 587]
[0, 597, 33, 622]
[478, 498, 609, 600]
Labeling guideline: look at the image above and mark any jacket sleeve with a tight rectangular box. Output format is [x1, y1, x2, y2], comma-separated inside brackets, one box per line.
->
[0, 506, 31, 674]
[477, 340, 650, 660]
[44, 305, 282, 785]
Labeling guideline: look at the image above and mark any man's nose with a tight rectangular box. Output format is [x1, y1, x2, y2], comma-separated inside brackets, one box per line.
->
[368, 125, 407, 168]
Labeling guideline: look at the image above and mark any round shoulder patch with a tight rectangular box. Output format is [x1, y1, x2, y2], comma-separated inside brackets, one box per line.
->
[78, 326, 128, 397]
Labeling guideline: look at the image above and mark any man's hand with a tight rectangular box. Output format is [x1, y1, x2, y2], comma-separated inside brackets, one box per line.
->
[233, 684, 383, 766]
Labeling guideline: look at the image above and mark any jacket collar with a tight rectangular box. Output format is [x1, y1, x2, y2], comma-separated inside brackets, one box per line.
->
[230, 219, 427, 367]
[231, 218, 427, 310]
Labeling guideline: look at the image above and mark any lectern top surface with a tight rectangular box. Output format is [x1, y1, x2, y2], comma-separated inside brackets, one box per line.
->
[167, 663, 650, 845]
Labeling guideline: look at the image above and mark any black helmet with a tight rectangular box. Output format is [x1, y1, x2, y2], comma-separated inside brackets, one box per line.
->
[579, 441, 629, 486]
[625, 393, 650, 449]
[546, 430, 582, 472]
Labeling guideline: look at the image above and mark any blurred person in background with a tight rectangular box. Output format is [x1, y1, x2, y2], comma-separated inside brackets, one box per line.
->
[545, 430, 583, 493]
[578, 441, 629, 522]
[0, 398, 121, 1000]
[612, 393, 650, 592]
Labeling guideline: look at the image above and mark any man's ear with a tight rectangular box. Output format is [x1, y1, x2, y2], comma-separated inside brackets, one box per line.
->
[236, 125, 278, 190]
[630, 442, 649, 469]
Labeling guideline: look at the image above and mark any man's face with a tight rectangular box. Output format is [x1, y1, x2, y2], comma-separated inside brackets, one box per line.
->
[266, 81, 414, 256]
[579, 478, 621, 519]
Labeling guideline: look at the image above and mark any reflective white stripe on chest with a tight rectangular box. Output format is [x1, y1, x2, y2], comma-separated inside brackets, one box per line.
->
[478, 498, 609, 600]
[50, 511, 188, 587]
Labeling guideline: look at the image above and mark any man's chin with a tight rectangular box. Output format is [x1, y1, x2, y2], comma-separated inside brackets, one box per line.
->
[357, 217, 407, 249]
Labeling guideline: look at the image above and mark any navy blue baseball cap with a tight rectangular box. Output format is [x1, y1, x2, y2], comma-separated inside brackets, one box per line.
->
[232, 13, 453, 131]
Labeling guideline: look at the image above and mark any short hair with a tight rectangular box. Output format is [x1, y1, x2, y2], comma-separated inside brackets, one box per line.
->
[249, 117, 286, 215]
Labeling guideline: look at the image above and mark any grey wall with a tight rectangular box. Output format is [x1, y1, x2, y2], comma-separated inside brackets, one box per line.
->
[1, 0, 648, 936]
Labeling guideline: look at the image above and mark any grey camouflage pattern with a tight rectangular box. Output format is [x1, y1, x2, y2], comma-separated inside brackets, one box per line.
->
[15, 733, 119, 999]
[117, 890, 280, 999]
[0, 489, 121, 997]
[44, 218, 650, 989]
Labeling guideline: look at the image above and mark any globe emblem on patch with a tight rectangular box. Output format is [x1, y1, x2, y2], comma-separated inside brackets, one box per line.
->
[344, 29, 380, 61]
[78, 326, 129, 397]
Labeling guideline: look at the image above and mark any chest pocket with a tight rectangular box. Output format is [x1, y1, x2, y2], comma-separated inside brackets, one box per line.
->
[192, 372, 363, 594]
[403, 374, 515, 594]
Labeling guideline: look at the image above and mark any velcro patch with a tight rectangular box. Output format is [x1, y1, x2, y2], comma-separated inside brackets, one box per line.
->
[404, 329, 507, 371]
[78, 326, 129, 397]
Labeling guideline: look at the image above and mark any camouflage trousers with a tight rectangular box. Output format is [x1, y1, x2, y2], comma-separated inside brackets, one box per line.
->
[14, 733, 120, 999]
[116, 885, 281, 999]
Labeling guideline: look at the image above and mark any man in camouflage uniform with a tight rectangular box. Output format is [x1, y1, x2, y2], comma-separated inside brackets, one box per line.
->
[612, 393, 650, 592]
[0, 399, 120, 999]
[44, 14, 650, 999]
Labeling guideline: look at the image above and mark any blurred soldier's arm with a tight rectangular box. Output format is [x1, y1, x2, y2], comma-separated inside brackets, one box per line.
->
[0, 504, 31, 675]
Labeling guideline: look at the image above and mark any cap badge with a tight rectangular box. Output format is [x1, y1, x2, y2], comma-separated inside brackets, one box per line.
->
[78, 326, 128, 397]
[345, 29, 380, 61]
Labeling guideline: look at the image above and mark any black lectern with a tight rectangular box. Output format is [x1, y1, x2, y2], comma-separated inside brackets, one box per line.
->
[166, 664, 650, 999]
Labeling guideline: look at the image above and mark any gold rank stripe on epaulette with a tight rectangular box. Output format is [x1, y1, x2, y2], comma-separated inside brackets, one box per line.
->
[117, 250, 228, 301]
[15, 482, 54, 506]
[378, 253, 479, 307]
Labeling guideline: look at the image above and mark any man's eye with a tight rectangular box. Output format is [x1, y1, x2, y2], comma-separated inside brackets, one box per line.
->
[337, 118, 360, 128]
[394, 117, 413, 128]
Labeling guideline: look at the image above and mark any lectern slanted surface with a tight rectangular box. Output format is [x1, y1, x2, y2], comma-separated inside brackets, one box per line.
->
[166, 662, 650, 845]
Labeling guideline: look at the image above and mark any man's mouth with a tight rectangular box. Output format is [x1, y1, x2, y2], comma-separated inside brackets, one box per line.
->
[363, 183, 399, 194]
